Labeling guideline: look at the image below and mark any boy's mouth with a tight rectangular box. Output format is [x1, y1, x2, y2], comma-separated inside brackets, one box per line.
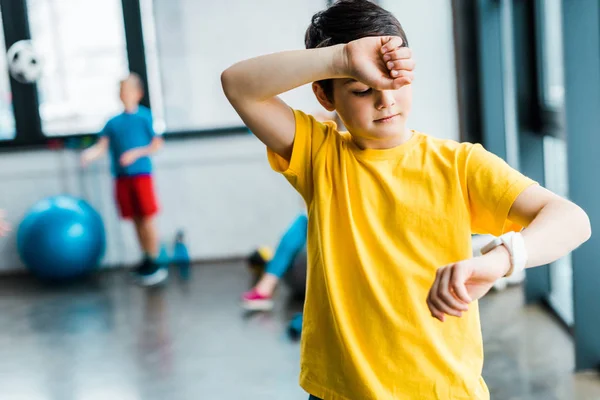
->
[374, 113, 401, 123]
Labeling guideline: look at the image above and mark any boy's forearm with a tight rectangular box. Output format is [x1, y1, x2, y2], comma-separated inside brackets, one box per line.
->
[221, 45, 347, 102]
[430, 192, 590, 316]
[134, 137, 163, 157]
[521, 199, 591, 268]
[84, 144, 106, 161]
[485, 199, 591, 277]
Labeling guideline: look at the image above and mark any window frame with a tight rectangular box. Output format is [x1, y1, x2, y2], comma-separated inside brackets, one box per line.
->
[0, 0, 253, 152]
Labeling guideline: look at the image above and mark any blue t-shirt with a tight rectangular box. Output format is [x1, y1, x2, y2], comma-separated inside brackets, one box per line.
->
[100, 106, 157, 177]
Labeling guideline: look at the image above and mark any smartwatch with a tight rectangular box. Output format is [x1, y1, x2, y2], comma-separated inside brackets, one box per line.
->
[480, 231, 527, 277]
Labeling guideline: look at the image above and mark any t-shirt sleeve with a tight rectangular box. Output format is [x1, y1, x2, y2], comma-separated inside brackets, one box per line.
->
[99, 121, 111, 138]
[144, 109, 158, 139]
[462, 143, 538, 236]
[266, 109, 330, 204]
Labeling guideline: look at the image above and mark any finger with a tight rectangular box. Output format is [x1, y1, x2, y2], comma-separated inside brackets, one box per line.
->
[435, 269, 464, 317]
[388, 77, 412, 90]
[428, 269, 447, 321]
[383, 47, 412, 62]
[389, 73, 414, 89]
[381, 36, 404, 53]
[376, 75, 411, 91]
[385, 59, 416, 72]
[427, 273, 444, 322]
[427, 286, 445, 322]
[390, 68, 414, 79]
[450, 265, 472, 304]
[387, 63, 415, 82]
[431, 268, 462, 318]
[427, 297, 445, 322]
[438, 267, 469, 312]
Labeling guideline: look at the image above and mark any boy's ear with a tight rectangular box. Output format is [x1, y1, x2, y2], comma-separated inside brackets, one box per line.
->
[312, 82, 336, 112]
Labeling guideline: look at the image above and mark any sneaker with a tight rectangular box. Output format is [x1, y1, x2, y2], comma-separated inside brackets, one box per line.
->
[287, 312, 303, 340]
[241, 288, 274, 311]
[135, 258, 168, 287]
[132, 257, 151, 277]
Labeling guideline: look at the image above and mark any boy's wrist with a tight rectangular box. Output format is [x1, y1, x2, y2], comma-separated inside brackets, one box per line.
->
[475, 245, 511, 281]
[330, 44, 349, 78]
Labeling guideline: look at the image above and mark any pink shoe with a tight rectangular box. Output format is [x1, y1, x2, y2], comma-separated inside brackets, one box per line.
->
[241, 288, 274, 311]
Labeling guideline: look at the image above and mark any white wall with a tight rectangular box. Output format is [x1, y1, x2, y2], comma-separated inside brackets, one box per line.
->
[381, 0, 460, 141]
[0, 135, 302, 273]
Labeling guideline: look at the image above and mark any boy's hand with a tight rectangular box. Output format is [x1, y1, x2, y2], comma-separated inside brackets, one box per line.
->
[343, 36, 415, 90]
[80, 151, 94, 168]
[120, 149, 142, 167]
[426, 246, 511, 322]
[80, 138, 109, 167]
[0, 210, 10, 237]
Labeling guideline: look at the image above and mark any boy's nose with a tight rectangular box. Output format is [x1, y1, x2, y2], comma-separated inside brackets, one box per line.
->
[375, 90, 396, 110]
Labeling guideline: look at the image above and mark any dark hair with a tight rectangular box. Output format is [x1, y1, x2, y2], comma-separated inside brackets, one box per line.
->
[305, 0, 409, 101]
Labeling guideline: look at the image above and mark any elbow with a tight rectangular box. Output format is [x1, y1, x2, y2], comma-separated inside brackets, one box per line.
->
[221, 66, 246, 105]
[582, 209, 592, 243]
[97, 137, 110, 152]
[221, 68, 237, 101]
[575, 205, 592, 244]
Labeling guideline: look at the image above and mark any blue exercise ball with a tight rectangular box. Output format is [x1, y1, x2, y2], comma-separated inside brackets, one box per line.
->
[17, 195, 106, 281]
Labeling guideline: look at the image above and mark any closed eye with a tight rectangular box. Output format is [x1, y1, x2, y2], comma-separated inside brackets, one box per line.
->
[352, 88, 372, 97]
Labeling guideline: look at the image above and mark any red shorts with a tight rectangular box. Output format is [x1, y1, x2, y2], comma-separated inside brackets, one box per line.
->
[115, 175, 159, 219]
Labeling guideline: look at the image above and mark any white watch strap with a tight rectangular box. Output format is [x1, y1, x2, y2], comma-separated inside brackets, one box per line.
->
[480, 232, 527, 277]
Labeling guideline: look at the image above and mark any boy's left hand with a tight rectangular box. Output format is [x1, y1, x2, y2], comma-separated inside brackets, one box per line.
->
[426, 246, 511, 322]
[120, 149, 142, 167]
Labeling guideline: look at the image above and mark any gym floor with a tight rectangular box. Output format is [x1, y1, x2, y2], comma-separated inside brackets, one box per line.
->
[0, 262, 599, 400]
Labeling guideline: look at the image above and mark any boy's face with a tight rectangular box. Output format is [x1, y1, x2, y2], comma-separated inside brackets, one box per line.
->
[315, 79, 412, 143]
[119, 79, 143, 107]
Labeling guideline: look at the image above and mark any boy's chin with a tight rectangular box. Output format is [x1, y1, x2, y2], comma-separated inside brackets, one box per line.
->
[366, 126, 407, 140]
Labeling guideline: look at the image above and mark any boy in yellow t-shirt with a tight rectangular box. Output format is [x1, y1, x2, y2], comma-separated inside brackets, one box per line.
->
[221, 1, 591, 399]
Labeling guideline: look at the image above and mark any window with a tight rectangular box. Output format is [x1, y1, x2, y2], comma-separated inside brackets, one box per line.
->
[27, 0, 129, 136]
[0, 9, 16, 141]
[537, 0, 572, 326]
[140, 0, 326, 133]
[538, 0, 564, 109]
[1, 0, 318, 146]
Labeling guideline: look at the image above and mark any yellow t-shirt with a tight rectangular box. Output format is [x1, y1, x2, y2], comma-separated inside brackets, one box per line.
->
[267, 110, 537, 400]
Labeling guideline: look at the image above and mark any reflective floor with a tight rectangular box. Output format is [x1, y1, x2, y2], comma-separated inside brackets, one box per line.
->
[0, 262, 598, 400]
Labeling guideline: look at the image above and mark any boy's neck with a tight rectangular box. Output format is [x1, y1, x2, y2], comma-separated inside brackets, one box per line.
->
[123, 104, 139, 114]
[351, 126, 413, 150]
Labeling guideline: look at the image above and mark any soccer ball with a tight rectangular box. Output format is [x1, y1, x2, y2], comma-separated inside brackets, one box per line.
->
[6, 40, 42, 84]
